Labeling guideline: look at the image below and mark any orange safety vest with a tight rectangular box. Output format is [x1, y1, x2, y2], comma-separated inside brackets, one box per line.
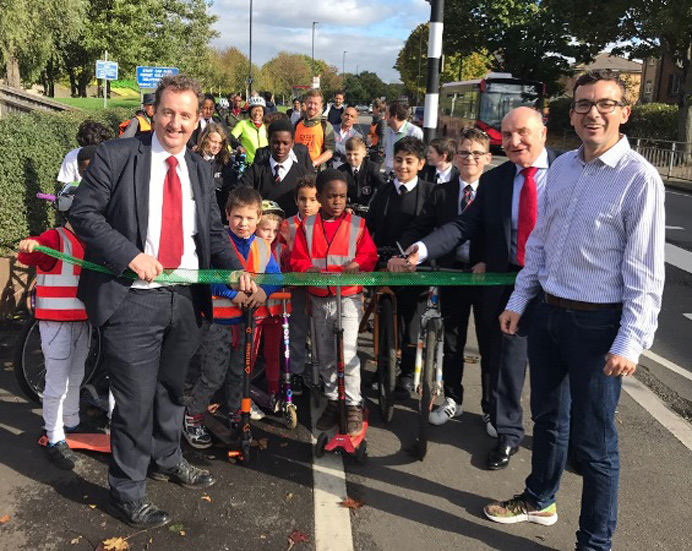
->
[302, 212, 366, 297]
[34, 227, 88, 321]
[280, 215, 301, 252]
[118, 115, 152, 137]
[295, 120, 325, 162]
[212, 237, 272, 322]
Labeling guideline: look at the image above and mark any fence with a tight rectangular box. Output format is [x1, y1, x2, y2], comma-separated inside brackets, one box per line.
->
[631, 138, 692, 182]
[0, 84, 76, 118]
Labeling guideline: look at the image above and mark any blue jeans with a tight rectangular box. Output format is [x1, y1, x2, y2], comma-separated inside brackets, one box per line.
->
[523, 299, 622, 551]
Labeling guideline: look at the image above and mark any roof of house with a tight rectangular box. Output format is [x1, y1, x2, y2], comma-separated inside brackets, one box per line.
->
[575, 52, 642, 73]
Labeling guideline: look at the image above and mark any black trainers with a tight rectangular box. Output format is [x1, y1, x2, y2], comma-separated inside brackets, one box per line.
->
[45, 440, 78, 470]
[316, 400, 339, 431]
[393, 375, 415, 400]
[182, 413, 212, 449]
[149, 458, 216, 489]
[291, 374, 305, 396]
[108, 497, 171, 529]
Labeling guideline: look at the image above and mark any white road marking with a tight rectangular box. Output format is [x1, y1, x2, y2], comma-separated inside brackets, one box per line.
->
[666, 225, 684, 230]
[641, 350, 692, 383]
[622, 376, 692, 453]
[684, 314, 692, 322]
[665, 242, 692, 274]
[311, 400, 354, 551]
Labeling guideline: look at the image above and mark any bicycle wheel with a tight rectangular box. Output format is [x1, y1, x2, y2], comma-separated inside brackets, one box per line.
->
[376, 295, 397, 423]
[415, 328, 436, 461]
[13, 317, 102, 404]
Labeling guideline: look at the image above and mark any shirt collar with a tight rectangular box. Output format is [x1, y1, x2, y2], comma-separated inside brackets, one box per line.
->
[351, 163, 362, 173]
[459, 177, 479, 191]
[514, 147, 549, 176]
[270, 155, 294, 171]
[577, 135, 630, 168]
[437, 165, 453, 180]
[151, 132, 186, 165]
[394, 176, 418, 193]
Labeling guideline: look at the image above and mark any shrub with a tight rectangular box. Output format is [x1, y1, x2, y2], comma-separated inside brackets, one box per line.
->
[0, 108, 130, 253]
[546, 97, 573, 134]
[624, 103, 679, 141]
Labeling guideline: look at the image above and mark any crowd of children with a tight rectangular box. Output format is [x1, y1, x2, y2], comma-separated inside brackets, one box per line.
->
[21, 128, 441, 467]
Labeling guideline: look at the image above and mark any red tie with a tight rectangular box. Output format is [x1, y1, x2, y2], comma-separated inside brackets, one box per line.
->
[158, 156, 184, 268]
[516, 166, 538, 266]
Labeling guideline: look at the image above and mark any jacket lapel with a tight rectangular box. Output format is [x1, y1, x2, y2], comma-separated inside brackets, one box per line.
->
[500, 161, 515, 253]
[186, 150, 205, 233]
[134, 139, 151, 248]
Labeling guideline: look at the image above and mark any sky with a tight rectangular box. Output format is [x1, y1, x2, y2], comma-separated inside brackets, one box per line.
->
[208, 0, 431, 84]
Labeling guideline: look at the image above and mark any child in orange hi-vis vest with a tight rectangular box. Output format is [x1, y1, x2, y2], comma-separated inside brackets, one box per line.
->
[278, 176, 320, 396]
[291, 169, 378, 437]
[17, 151, 97, 471]
[183, 188, 281, 450]
[254, 200, 287, 403]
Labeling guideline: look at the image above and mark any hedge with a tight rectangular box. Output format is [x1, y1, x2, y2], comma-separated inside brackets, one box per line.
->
[0, 108, 130, 253]
[546, 98, 680, 142]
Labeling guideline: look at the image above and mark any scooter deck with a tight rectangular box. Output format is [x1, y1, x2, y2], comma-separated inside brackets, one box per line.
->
[203, 411, 237, 446]
[38, 433, 111, 453]
[324, 410, 369, 454]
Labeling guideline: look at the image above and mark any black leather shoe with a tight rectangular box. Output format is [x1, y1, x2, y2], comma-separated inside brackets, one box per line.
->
[149, 458, 216, 489]
[109, 497, 170, 529]
[486, 444, 519, 470]
[393, 375, 415, 400]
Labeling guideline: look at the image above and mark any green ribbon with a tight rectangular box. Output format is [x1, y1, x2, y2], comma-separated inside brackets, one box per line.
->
[34, 245, 517, 287]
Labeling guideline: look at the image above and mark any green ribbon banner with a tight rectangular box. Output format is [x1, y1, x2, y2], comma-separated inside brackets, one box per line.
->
[35, 245, 517, 287]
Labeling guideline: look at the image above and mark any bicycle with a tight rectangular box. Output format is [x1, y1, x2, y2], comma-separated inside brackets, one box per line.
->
[359, 246, 400, 423]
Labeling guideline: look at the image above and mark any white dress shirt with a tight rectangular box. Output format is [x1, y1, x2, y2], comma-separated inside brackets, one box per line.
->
[506, 136, 666, 363]
[394, 176, 419, 195]
[131, 132, 199, 289]
[383, 121, 424, 171]
[435, 164, 454, 184]
[269, 155, 295, 181]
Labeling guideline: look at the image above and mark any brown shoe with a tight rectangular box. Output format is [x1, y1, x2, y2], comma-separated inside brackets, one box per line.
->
[316, 401, 339, 431]
[347, 406, 364, 436]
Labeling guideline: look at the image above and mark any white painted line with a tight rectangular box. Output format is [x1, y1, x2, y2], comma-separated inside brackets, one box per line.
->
[665, 242, 692, 274]
[622, 376, 692, 453]
[642, 350, 692, 383]
[311, 400, 354, 551]
[666, 225, 684, 230]
[684, 314, 692, 322]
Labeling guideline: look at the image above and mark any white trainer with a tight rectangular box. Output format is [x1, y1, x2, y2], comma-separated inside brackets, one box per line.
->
[428, 397, 463, 425]
[483, 413, 498, 437]
[250, 399, 265, 421]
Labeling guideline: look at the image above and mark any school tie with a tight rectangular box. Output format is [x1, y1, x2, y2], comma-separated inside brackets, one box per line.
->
[274, 163, 282, 183]
[399, 185, 407, 196]
[158, 156, 184, 268]
[461, 184, 474, 212]
[516, 166, 538, 266]
[353, 168, 359, 181]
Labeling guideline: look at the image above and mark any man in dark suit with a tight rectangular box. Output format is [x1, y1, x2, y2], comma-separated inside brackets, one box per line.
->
[399, 128, 492, 426]
[240, 118, 313, 217]
[69, 75, 254, 529]
[390, 107, 558, 470]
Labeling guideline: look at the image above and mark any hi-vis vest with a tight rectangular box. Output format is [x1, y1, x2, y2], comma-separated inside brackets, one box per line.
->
[295, 120, 325, 162]
[118, 115, 152, 137]
[280, 215, 301, 251]
[211, 237, 281, 321]
[302, 212, 366, 297]
[35, 227, 88, 321]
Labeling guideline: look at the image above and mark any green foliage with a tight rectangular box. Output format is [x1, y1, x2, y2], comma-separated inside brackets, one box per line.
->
[625, 103, 679, 141]
[546, 97, 573, 134]
[53, 97, 141, 111]
[0, 108, 129, 252]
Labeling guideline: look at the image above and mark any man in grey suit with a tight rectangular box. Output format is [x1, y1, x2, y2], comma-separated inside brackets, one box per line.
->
[390, 107, 558, 470]
[70, 75, 254, 529]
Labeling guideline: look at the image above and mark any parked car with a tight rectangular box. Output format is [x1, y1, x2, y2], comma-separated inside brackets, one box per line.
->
[355, 104, 369, 113]
[411, 106, 424, 127]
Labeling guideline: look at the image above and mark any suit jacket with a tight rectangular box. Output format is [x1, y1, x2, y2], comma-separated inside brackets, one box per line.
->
[253, 143, 313, 171]
[421, 149, 559, 318]
[400, 178, 482, 268]
[420, 164, 460, 186]
[337, 160, 385, 206]
[240, 158, 312, 217]
[69, 134, 243, 326]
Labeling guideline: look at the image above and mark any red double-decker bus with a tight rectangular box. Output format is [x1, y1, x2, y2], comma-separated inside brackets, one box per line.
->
[438, 73, 545, 147]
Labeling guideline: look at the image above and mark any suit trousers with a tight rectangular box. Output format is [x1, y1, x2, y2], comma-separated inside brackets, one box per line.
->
[440, 285, 490, 411]
[102, 286, 202, 503]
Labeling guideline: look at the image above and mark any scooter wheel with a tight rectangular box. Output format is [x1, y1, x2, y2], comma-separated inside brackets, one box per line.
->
[284, 404, 298, 430]
[355, 440, 368, 465]
[315, 432, 329, 458]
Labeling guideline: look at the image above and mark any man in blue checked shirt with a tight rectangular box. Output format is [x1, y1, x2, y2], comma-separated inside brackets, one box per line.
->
[485, 70, 665, 551]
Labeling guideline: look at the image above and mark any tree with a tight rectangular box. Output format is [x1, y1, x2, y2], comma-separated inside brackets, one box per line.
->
[545, 0, 692, 142]
[261, 52, 312, 102]
[204, 47, 250, 95]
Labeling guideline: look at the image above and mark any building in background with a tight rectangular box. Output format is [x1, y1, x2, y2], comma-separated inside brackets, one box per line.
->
[640, 53, 684, 105]
[562, 53, 642, 103]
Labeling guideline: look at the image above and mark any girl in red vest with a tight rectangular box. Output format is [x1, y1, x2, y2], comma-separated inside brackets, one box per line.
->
[291, 169, 378, 436]
[17, 181, 91, 471]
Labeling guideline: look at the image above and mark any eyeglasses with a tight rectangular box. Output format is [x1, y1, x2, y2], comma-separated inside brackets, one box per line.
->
[571, 99, 626, 114]
[456, 150, 488, 159]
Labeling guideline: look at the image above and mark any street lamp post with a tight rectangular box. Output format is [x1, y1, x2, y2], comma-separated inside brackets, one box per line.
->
[248, 0, 253, 97]
[343, 50, 347, 76]
[311, 21, 319, 80]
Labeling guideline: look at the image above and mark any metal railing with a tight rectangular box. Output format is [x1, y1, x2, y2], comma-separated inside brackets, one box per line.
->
[0, 84, 76, 118]
[631, 138, 692, 182]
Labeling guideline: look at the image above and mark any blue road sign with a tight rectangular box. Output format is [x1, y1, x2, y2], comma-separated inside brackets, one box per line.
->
[136, 66, 180, 89]
[96, 60, 118, 80]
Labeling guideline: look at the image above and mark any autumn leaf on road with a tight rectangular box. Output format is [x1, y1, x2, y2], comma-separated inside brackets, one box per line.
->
[0, 515, 9, 525]
[339, 497, 364, 509]
[201, 495, 212, 502]
[96, 537, 130, 551]
[287, 529, 310, 550]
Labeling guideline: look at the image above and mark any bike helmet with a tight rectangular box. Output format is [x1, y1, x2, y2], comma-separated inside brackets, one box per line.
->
[261, 200, 285, 218]
[56, 182, 79, 212]
[248, 96, 266, 110]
